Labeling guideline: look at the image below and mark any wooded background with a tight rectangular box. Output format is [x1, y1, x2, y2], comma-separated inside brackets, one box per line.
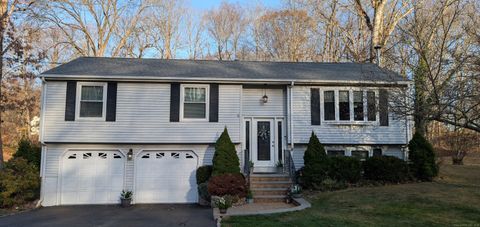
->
[1, 0, 479, 167]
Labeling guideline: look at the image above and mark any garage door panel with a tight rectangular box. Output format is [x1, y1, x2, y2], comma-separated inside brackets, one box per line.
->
[135, 151, 198, 203]
[60, 150, 125, 205]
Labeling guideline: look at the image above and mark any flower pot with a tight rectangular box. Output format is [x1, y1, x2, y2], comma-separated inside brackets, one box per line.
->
[121, 198, 132, 207]
[247, 198, 254, 204]
[219, 208, 227, 214]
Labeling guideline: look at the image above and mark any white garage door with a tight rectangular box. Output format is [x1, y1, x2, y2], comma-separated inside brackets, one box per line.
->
[60, 151, 125, 205]
[135, 151, 198, 203]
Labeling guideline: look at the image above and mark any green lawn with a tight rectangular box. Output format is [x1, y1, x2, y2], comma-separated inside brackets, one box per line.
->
[223, 164, 480, 226]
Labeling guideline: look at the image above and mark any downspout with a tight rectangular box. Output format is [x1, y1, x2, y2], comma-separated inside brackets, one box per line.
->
[37, 77, 47, 208]
[288, 81, 295, 150]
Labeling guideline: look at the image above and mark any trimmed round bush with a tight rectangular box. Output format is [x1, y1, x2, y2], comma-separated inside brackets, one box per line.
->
[207, 173, 247, 198]
[196, 165, 213, 184]
[363, 156, 411, 183]
[329, 156, 362, 183]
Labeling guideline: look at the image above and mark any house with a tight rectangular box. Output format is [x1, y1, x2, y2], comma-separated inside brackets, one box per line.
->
[38, 57, 412, 206]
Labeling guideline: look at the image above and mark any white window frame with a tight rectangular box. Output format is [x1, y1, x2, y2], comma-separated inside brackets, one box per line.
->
[319, 87, 379, 125]
[75, 82, 107, 120]
[180, 84, 210, 121]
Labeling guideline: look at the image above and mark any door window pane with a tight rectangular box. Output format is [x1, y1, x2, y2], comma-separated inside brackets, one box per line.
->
[339, 91, 350, 121]
[257, 121, 271, 161]
[354, 91, 364, 121]
[367, 91, 376, 121]
[324, 91, 335, 120]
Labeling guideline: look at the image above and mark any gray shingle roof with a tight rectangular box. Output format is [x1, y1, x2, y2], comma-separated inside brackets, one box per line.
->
[41, 57, 406, 83]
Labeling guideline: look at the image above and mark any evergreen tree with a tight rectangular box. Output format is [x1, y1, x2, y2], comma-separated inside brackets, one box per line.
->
[302, 132, 329, 188]
[408, 132, 438, 181]
[212, 128, 240, 176]
[13, 138, 41, 170]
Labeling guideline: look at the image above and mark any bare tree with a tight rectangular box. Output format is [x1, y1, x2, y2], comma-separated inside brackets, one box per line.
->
[204, 2, 247, 60]
[1, 0, 36, 168]
[37, 0, 149, 57]
[353, 0, 413, 64]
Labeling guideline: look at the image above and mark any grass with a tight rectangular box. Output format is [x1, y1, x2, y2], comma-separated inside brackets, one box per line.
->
[223, 164, 480, 227]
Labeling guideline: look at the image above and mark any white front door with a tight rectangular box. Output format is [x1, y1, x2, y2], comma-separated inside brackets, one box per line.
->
[252, 119, 275, 169]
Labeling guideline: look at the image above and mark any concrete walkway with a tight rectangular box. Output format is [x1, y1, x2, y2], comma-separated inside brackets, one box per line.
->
[213, 198, 311, 222]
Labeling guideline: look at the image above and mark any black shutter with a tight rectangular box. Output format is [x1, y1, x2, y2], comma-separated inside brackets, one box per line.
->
[379, 89, 389, 126]
[65, 81, 77, 121]
[170, 83, 180, 122]
[106, 82, 117, 122]
[311, 88, 321, 125]
[209, 84, 219, 122]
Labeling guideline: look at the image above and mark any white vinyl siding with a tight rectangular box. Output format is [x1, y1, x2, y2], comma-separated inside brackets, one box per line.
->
[242, 88, 286, 117]
[292, 86, 408, 144]
[43, 82, 241, 143]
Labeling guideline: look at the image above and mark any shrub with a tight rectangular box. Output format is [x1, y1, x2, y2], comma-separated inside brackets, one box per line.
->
[13, 138, 41, 169]
[212, 128, 240, 176]
[363, 156, 411, 183]
[0, 158, 40, 208]
[328, 156, 362, 183]
[301, 132, 329, 188]
[207, 173, 247, 198]
[197, 182, 210, 202]
[408, 132, 439, 181]
[196, 165, 213, 184]
[315, 178, 348, 191]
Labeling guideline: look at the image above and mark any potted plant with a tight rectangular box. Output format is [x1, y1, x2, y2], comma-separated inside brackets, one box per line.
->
[275, 161, 283, 173]
[120, 190, 133, 207]
[249, 161, 254, 173]
[289, 184, 302, 198]
[246, 190, 254, 204]
[215, 195, 233, 214]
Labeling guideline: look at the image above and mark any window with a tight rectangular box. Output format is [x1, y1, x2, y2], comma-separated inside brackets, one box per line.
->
[373, 148, 382, 157]
[324, 91, 335, 120]
[367, 91, 376, 121]
[181, 85, 209, 120]
[78, 83, 106, 118]
[327, 150, 345, 157]
[351, 150, 369, 160]
[353, 91, 364, 121]
[339, 91, 350, 121]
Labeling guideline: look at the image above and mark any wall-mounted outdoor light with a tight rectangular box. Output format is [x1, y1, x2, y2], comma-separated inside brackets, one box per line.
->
[127, 149, 133, 161]
[262, 88, 268, 103]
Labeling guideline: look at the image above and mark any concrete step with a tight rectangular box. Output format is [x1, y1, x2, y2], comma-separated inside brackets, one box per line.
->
[250, 174, 291, 182]
[252, 188, 288, 196]
[250, 181, 292, 188]
[253, 195, 287, 203]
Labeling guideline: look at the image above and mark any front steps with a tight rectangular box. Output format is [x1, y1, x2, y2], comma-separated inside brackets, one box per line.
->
[250, 174, 292, 203]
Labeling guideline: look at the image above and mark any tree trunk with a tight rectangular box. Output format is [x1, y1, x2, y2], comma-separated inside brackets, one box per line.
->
[414, 58, 429, 136]
[0, 20, 4, 169]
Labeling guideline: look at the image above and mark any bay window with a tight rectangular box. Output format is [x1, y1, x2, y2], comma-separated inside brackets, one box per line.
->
[324, 91, 335, 121]
[322, 89, 378, 123]
[339, 91, 350, 121]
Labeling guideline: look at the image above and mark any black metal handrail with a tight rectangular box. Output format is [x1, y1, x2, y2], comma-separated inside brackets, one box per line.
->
[285, 149, 297, 184]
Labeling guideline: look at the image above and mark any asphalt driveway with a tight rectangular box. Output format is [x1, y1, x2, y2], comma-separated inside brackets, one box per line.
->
[0, 204, 215, 227]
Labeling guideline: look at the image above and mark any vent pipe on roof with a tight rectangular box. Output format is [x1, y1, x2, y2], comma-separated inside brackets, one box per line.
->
[374, 45, 382, 66]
